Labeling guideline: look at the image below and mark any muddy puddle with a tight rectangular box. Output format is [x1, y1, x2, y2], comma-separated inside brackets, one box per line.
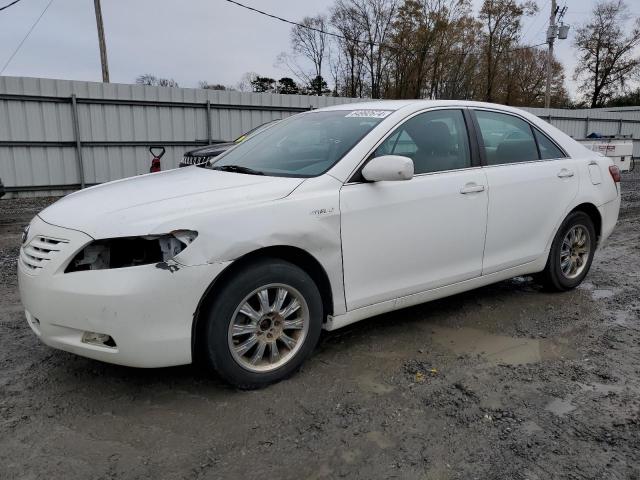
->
[429, 325, 578, 365]
[545, 381, 638, 418]
[579, 281, 621, 300]
[545, 397, 578, 416]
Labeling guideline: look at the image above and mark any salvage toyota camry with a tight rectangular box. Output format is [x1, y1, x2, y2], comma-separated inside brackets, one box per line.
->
[18, 100, 621, 388]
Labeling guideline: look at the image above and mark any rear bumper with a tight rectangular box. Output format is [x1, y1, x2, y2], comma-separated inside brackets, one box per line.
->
[18, 216, 230, 368]
[598, 193, 621, 246]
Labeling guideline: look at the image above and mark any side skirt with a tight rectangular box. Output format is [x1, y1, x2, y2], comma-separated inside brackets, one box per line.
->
[324, 258, 546, 331]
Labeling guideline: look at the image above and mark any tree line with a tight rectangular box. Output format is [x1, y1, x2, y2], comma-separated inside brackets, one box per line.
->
[136, 0, 640, 108]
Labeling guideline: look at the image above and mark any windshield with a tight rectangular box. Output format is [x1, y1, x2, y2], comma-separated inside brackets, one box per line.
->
[210, 110, 389, 177]
[233, 120, 278, 143]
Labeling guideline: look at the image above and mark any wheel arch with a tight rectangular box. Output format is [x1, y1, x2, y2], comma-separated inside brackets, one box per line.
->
[570, 202, 602, 245]
[191, 245, 334, 362]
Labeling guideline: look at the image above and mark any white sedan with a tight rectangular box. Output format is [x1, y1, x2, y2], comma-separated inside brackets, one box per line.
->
[18, 100, 621, 388]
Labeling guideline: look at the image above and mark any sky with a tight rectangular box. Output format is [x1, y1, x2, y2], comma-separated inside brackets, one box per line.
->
[0, 0, 638, 99]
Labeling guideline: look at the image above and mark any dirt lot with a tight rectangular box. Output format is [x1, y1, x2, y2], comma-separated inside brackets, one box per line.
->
[1, 172, 639, 480]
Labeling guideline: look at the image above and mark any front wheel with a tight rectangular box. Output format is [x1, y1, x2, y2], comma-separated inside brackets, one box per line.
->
[200, 259, 323, 389]
[539, 211, 596, 291]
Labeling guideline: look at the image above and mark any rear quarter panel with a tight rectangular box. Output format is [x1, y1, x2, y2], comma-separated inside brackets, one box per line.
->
[545, 148, 619, 253]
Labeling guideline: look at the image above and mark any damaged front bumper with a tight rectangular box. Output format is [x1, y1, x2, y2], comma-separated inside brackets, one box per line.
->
[18, 216, 229, 368]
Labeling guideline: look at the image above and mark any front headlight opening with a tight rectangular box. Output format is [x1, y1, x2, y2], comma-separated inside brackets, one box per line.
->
[65, 230, 197, 272]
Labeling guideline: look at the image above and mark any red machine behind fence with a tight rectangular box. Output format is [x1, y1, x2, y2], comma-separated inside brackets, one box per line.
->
[149, 146, 166, 173]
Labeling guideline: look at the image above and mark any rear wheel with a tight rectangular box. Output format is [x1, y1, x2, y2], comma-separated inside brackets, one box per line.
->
[200, 259, 323, 389]
[539, 211, 596, 291]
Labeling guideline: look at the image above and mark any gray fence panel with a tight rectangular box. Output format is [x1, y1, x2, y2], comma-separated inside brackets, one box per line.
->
[1, 75, 638, 197]
[524, 106, 640, 158]
[0, 76, 362, 196]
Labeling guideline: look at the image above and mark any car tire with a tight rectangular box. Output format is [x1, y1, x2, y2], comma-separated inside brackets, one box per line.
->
[200, 258, 323, 389]
[539, 211, 596, 292]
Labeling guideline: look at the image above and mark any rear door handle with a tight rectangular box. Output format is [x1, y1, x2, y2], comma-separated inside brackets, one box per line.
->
[557, 169, 575, 178]
[460, 183, 485, 194]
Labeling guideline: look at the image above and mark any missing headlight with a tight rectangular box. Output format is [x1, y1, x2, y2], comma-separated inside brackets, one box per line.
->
[65, 230, 197, 272]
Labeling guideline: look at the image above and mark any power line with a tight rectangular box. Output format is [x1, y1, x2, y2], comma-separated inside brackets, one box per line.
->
[0, 0, 54, 75]
[521, 0, 550, 45]
[223, 0, 546, 56]
[0, 0, 23, 12]
[224, 0, 376, 46]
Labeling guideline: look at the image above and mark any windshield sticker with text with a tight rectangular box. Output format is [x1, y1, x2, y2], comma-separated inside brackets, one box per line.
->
[345, 110, 392, 119]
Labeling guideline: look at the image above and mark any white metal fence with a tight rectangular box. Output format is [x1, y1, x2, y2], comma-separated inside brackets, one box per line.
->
[1, 76, 638, 197]
[0, 76, 361, 197]
[524, 106, 640, 157]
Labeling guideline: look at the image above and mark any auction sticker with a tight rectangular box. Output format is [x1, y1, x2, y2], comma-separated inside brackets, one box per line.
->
[345, 110, 392, 119]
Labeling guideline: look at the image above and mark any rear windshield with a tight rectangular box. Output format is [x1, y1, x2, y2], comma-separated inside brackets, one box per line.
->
[209, 110, 389, 177]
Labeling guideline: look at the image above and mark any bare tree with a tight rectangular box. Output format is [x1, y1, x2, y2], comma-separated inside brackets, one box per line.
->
[384, 0, 484, 100]
[350, 0, 398, 98]
[387, 0, 439, 99]
[326, 39, 344, 95]
[573, 0, 640, 107]
[291, 15, 330, 95]
[199, 81, 234, 91]
[275, 51, 315, 87]
[500, 47, 568, 106]
[236, 72, 258, 92]
[271, 0, 567, 102]
[331, 0, 367, 97]
[437, 14, 483, 100]
[135, 74, 179, 87]
[478, 0, 536, 102]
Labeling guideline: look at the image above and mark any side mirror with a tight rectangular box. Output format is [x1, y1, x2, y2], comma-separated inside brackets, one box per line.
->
[361, 155, 414, 182]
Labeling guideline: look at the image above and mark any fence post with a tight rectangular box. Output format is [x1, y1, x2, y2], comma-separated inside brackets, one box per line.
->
[206, 100, 212, 144]
[70, 94, 86, 188]
[618, 118, 623, 135]
[584, 117, 590, 138]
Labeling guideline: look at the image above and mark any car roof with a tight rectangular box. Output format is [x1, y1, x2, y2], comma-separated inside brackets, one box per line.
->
[314, 99, 529, 114]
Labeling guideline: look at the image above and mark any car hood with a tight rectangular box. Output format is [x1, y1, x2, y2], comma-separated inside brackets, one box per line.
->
[39, 167, 304, 239]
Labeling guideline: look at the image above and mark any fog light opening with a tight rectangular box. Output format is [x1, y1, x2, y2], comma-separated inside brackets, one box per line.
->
[82, 331, 117, 348]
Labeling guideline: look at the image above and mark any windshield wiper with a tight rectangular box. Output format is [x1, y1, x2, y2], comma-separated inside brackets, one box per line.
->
[211, 165, 265, 175]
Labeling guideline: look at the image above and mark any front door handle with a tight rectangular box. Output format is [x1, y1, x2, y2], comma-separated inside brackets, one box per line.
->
[557, 169, 575, 178]
[460, 183, 485, 194]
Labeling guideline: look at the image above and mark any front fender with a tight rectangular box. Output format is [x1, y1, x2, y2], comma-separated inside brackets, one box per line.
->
[174, 175, 347, 316]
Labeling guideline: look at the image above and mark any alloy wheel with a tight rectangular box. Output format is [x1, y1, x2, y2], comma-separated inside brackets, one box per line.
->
[228, 283, 309, 372]
[560, 225, 591, 279]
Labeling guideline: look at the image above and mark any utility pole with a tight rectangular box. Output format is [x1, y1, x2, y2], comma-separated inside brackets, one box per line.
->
[544, 0, 557, 109]
[545, 2, 569, 108]
[93, 0, 110, 83]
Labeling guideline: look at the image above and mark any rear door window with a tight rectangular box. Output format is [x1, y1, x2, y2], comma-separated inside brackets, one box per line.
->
[474, 110, 539, 165]
[534, 128, 565, 159]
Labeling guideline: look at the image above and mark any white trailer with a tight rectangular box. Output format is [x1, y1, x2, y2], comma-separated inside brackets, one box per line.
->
[578, 137, 634, 172]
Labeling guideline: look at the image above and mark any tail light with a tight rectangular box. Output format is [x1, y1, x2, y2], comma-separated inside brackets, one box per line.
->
[609, 165, 621, 183]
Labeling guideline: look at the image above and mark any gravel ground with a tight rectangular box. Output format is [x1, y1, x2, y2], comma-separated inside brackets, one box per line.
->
[1, 173, 639, 480]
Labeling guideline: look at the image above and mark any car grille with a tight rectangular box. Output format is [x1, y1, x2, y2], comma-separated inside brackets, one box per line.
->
[20, 235, 69, 274]
[181, 155, 211, 166]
